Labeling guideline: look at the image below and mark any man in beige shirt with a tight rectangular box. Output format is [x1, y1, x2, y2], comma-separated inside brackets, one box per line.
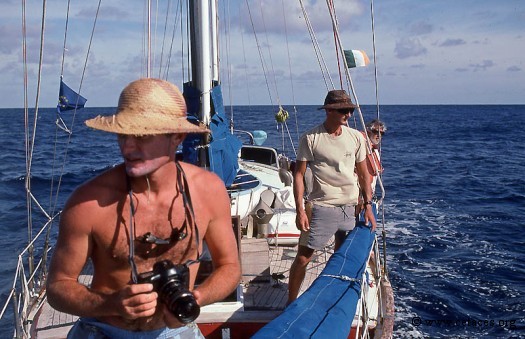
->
[287, 89, 376, 304]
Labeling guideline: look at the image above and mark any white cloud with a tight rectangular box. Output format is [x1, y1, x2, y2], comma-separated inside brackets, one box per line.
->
[409, 21, 434, 35]
[0, 0, 524, 106]
[394, 38, 427, 59]
[439, 39, 467, 47]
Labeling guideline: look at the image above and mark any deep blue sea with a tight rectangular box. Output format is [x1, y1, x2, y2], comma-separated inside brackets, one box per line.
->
[0, 105, 524, 338]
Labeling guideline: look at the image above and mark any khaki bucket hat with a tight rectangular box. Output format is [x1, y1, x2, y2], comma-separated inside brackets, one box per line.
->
[85, 78, 209, 135]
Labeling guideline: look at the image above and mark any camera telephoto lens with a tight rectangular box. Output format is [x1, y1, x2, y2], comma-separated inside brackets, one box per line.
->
[168, 292, 200, 323]
[137, 260, 200, 323]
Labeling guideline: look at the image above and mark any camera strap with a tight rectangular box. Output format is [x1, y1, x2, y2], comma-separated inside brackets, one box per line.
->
[175, 161, 201, 266]
[126, 162, 202, 284]
[127, 174, 139, 283]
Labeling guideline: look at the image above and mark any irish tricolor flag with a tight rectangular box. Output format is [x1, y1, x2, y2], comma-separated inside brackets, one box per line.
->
[344, 50, 370, 68]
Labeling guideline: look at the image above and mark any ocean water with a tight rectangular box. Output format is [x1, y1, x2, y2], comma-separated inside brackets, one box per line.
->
[0, 105, 524, 338]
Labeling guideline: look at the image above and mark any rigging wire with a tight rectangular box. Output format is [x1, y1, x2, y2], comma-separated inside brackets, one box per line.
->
[25, 0, 51, 277]
[325, 1, 365, 129]
[153, 0, 159, 76]
[142, 2, 147, 77]
[370, 0, 383, 191]
[21, 0, 35, 281]
[258, 1, 281, 107]
[51, 0, 75, 221]
[158, 0, 172, 79]
[368, 0, 385, 204]
[184, 1, 191, 83]
[43, 1, 103, 276]
[27, 0, 49, 245]
[163, 0, 181, 79]
[222, 0, 235, 124]
[298, 0, 334, 91]
[245, 0, 274, 106]
[369, 0, 388, 275]
[370, 0, 381, 121]
[239, 7, 250, 111]
[147, 0, 151, 77]
[49, 0, 72, 239]
[244, 1, 298, 155]
[281, 0, 299, 154]
[327, 0, 344, 89]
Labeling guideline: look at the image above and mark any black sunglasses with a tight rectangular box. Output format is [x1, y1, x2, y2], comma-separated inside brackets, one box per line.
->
[335, 108, 354, 115]
[370, 129, 385, 136]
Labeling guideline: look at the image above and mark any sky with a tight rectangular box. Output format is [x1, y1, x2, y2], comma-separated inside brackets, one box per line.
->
[0, 0, 524, 108]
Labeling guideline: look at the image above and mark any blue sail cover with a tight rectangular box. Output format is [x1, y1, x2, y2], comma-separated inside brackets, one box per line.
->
[182, 84, 202, 165]
[253, 224, 375, 338]
[182, 84, 241, 187]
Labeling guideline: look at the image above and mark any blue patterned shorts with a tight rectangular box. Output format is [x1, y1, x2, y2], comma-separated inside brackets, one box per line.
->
[67, 317, 204, 339]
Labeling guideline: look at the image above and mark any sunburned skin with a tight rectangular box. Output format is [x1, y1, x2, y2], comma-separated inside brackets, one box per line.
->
[47, 79, 240, 334]
[46, 133, 241, 331]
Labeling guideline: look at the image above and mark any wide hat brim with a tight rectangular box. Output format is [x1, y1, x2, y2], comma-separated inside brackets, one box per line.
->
[85, 113, 209, 135]
[85, 78, 209, 135]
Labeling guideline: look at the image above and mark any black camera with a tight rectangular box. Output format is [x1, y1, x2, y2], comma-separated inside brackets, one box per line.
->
[137, 260, 200, 324]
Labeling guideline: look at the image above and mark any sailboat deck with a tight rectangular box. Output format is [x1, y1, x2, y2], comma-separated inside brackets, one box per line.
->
[241, 238, 332, 311]
[31, 238, 334, 337]
[30, 274, 92, 338]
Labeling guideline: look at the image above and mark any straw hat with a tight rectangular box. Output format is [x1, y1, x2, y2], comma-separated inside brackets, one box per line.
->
[317, 89, 357, 110]
[85, 78, 209, 135]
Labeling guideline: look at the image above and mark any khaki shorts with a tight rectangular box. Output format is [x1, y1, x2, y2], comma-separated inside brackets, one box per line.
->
[299, 203, 356, 250]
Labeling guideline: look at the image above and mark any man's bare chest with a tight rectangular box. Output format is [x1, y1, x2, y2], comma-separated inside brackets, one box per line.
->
[92, 196, 198, 272]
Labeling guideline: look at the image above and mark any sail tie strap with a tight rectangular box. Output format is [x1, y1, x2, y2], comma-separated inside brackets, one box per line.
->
[321, 271, 371, 285]
[320, 274, 361, 283]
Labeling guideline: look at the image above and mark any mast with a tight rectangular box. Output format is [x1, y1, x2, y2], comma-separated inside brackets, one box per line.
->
[189, 0, 217, 167]
[210, 0, 219, 82]
[189, 0, 212, 127]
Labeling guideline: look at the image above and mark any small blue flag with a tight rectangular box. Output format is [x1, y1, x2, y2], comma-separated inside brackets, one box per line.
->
[57, 80, 87, 113]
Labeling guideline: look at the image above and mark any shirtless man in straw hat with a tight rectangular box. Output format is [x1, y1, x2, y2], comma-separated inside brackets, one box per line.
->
[46, 78, 240, 338]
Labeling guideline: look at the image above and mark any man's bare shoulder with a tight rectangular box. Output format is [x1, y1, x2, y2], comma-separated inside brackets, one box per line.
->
[178, 161, 225, 188]
[64, 164, 126, 210]
[177, 161, 229, 213]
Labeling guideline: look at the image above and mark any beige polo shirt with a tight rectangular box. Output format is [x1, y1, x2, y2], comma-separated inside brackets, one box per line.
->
[297, 124, 367, 206]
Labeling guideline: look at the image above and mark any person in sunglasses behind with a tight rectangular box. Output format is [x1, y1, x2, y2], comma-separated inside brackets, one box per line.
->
[365, 119, 386, 195]
[366, 119, 386, 148]
[287, 89, 376, 304]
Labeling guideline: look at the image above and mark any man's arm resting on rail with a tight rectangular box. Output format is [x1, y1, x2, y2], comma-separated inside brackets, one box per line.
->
[356, 159, 377, 230]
